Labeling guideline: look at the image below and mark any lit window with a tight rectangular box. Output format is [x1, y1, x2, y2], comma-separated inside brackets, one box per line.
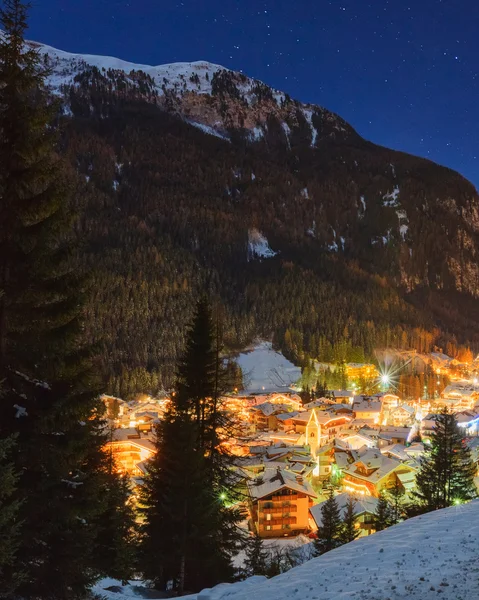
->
[266, 513, 271, 521]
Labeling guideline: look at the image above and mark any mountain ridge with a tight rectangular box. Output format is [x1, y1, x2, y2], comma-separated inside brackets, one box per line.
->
[24, 36, 479, 393]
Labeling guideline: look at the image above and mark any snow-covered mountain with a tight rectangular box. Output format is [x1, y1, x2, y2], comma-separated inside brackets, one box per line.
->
[29, 39, 356, 144]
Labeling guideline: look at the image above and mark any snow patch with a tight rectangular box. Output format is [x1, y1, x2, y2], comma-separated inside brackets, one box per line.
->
[251, 126, 264, 141]
[247, 228, 277, 260]
[13, 405, 28, 418]
[187, 120, 230, 141]
[236, 341, 301, 393]
[302, 109, 318, 147]
[359, 195, 366, 212]
[301, 187, 309, 199]
[281, 122, 291, 149]
[383, 186, 400, 207]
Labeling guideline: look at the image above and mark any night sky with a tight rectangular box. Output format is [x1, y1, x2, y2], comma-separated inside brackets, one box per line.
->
[28, 0, 479, 188]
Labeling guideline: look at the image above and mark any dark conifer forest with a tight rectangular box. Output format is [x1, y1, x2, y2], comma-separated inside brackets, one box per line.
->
[43, 62, 479, 396]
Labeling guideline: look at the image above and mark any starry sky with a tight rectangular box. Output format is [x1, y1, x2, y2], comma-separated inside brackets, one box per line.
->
[28, 0, 479, 188]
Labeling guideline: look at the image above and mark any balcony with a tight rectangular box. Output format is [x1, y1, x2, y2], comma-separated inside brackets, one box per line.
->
[260, 516, 297, 526]
[271, 494, 298, 502]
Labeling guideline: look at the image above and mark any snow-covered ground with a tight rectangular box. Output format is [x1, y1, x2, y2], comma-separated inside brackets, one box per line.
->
[194, 500, 479, 600]
[94, 501, 479, 599]
[237, 342, 301, 393]
[247, 229, 278, 260]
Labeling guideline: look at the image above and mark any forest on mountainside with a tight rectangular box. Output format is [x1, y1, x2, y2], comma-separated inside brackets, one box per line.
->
[55, 68, 479, 397]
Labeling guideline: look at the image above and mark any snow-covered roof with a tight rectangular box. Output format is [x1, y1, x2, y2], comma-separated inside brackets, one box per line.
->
[353, 399, 382, 413]
[247, 467, 317, 501]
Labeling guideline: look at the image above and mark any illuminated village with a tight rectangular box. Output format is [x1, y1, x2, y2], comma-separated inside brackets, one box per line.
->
[103, 343, 479, 543]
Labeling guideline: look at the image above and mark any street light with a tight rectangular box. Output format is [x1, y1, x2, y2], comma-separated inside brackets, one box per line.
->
[381, 374, 390, 385]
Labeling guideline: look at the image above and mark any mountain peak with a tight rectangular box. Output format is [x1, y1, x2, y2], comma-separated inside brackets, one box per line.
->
[27, 37, 356, 144]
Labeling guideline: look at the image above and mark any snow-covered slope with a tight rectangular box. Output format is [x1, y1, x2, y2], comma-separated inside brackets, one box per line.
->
[196, 500, 479, 600]
[95, 501, 479, 600]
[237, 341, 301, 393]
[30, 39, 225, 95]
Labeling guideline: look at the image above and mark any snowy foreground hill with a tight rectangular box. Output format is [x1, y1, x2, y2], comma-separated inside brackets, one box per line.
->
[95, 500, 479, 600]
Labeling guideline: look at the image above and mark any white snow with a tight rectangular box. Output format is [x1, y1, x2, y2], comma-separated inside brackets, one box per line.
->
[281, 122, 291, 149]
[192, 500, 479, 600]
[327, 228, 339, 252]
[302, 108, 318, 147]
[383, 186, 400, 207]
[187, 120, 231, 141]
[112, 180, 119, 191]
[359, 195, 366, 212]
[13, 404, 28, 418]
[251, 172, 256, 181]
[301, 187, 309, 199]
[396, 209, 409, 240]
[251, 126, 264, 141]
[236, 341, 301, 393]
[247, 229, 277, 260]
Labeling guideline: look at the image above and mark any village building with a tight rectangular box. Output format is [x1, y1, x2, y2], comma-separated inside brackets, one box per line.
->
[388, 404, 416, 427]
[338, 429, 378, 450]
[341, 447, 417, 497]
[440, 382, 479, 411]
[330, 390, 354, 403]
[247, 467, 317, 538]
[310, 492, 380, 537]
[378, 426, 411, 446]
[106, 427, 155, 477]
[345, 363, 380, 382]
[249, 402, 294, 431]
[305, 408, 352, 456]
[352, 398, 383, 424]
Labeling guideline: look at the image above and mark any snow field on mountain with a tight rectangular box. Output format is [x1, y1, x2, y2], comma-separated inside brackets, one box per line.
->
[236, 341, 301, 393]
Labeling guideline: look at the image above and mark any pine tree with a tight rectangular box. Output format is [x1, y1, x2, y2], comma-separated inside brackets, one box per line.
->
[0, 434, 22, 598]
[412, 410, 477, 513]
[386, 478, 405, 524]
[313, 491, 343, 556]
[139, 298, 241, 595]
[0, 2, 127, 596]
[340, 496, 360, 544]
[244, 532, 269, 577]
[373, 490, 393, 531]
[93, 473, 137, 584]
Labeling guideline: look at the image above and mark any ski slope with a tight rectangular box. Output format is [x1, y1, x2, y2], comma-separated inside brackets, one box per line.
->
[236, 341, 301, 393]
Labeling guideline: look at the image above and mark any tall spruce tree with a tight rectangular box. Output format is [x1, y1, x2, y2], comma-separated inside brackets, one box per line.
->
[244, 532, 269, 577]
[139, 298, 241, 595]
[313, 491, 343, 556]
[0, 1, 133, 596]
[386, 478, 405, 524]
[411, 410, 477, 513]
[340, 496, 360, 544]
[0, 433, 22, 598]
[373, 490, 393, 531]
